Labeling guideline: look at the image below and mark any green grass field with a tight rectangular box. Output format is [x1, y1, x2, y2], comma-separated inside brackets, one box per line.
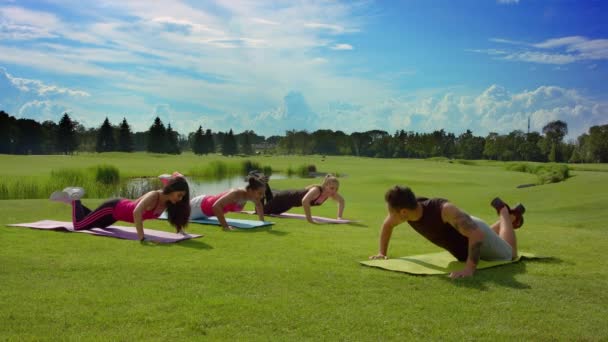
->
[1, 153, 607, 340]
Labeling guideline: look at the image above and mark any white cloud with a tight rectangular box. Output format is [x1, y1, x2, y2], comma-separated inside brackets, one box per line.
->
[2, 68, 89, 97]
[0, 6, 60, 40]
[315, 84, 607, 140]
[251, 18, 279, 26]
[304, 22, 346, 34]
[533, 36, 587, 49]
[17, 100, 70, 122]
[503, 51, 578, 65]
[477, 35, 608, 65]
[331, 43, 353, 50]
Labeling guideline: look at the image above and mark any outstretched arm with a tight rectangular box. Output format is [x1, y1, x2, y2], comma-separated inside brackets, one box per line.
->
[369, 215, 398, 259]
[441, 203, 485, 278]
[254, 200, 265, 221]
[133, 191, 159, 241]
[301, 187, 322, 224]
[212, 190, 241, 230]
[332, 193, 345, 219]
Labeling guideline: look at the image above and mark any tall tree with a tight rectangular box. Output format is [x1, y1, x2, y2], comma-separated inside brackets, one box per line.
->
[41, 120, 58, 154]
[192, 126, 205, 155]
[240, 131, 254, 155]
[147, 117, 167, 153]
[222, 129, 238, 156]
[57, 113, 78, 155]
[96, 117, 116, 152]
[166, 124, 181, 154]
[587, 124, 608, 162]
[15, 118, 44, 154]
[204, 129, 215, 154]
[0, 111, 15, 154]
[542, 120, 568, 162]
[118, 118, 134, 152]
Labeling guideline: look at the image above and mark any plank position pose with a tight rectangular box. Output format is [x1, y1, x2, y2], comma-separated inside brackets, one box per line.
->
[185, 175, 267, 231]
[369, 185, 525, 278]
[50, 174, 190, 242]
[260, 174, 345, 224]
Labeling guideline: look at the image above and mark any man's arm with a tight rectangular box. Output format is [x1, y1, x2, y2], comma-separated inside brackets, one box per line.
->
[369, 215, 398, 259]
[441, 203, 485, 278]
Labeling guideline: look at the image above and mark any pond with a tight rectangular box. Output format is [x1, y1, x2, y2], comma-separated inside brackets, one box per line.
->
[124, 174, 289, 198]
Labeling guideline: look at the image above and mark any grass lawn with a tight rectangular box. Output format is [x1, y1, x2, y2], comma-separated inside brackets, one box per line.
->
[1, 154, 607, 340]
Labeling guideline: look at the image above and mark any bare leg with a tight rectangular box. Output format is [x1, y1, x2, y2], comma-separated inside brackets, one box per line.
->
[496, 207, 517, 259]
[490, 221, 500, 234]
[490, 212, 518, 234]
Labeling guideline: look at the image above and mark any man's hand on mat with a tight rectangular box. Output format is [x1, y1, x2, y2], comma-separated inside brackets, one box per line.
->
[449, 268, 475, 279]
[369, 254, 388, 260]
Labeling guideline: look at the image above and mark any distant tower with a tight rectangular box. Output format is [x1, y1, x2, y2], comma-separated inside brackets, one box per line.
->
[527, 116, 530, 134]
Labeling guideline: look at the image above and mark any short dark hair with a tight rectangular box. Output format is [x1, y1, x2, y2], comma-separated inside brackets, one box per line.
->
[385, 186, 417, 210]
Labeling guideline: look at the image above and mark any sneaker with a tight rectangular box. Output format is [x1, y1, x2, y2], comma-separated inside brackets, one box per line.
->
[490, 197, 511, 214]
[49, 191, 70, 203]
[62, 187, 85, 200]
[510, 203, 526, 229]
[177, 229, 190, 237]
[158, 174, 172, 186]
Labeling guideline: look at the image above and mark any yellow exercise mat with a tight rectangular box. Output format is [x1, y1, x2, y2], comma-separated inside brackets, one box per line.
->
[360, 251, 546, 275]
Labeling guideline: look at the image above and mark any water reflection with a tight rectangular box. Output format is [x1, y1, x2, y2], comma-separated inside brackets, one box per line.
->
[123, 174, 288, 198]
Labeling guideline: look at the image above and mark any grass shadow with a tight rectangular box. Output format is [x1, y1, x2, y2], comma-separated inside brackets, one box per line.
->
[439, 257, 563, 290]
[143, 238, 214, 250]
[230, 226, 289, 236]
[345, 221, 368, 228]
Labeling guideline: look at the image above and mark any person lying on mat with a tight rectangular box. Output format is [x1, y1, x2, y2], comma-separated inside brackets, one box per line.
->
[369, 186, 525, 279]
[50, 173, 190, 242]
[186, 174, 266, 231]
[260, 174, 345, 224]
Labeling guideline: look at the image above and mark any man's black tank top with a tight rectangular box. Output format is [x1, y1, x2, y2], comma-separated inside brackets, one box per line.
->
[407, 197, 468, 261]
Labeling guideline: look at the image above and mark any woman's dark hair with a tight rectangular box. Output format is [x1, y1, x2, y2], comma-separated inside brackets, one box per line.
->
[245, 174, 266, 191]
[385, 186, 417, 210]
[247, 170, 273, 204]
[162, 176, 190, 232]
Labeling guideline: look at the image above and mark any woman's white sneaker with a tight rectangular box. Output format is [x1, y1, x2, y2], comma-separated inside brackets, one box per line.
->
[62, 187, 85, 200]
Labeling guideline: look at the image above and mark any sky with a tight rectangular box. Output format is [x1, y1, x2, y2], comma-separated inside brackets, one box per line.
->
[0, 0, 607, 140]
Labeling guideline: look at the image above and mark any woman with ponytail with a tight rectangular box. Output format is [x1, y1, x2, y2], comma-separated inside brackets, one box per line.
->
[186, 175, 266, 230]
[261, 174, 345, 224]
[50, 172, 190, 242]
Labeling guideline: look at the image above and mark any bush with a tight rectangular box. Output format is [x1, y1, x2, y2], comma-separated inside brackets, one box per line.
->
[95, 165, 120, 185]
[50, 168, 87, 186]
[506, 162, 570, 185]
[242, 160, 262, 175]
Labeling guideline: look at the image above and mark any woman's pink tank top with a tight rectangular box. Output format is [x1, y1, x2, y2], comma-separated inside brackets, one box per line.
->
[200, 191, 245, 216]
[113, 198, 161, 223]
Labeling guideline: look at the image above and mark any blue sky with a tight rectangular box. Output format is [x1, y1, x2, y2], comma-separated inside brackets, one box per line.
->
[1, 0, 606, 140]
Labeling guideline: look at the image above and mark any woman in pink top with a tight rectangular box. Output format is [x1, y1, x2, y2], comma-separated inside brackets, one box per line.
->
[50, 174, 190, 242]
[189, 175, 266, 230]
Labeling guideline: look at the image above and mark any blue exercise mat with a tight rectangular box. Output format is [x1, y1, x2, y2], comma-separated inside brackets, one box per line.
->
[159, 212, 273, 229]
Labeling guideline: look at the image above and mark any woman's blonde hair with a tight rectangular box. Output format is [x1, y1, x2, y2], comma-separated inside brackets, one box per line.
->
[306, 174, 339, 191]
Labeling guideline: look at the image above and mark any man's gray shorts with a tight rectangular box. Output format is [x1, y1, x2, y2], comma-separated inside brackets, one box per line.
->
[471, 216, 513, 261]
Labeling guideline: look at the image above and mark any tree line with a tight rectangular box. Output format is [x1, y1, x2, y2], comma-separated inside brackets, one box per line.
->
[1, 110, 606, 163]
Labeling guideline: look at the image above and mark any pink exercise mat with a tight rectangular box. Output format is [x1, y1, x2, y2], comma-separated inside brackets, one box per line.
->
[6, 220, 202, 243]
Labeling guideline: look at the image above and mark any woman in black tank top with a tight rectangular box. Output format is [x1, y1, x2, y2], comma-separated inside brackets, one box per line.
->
[262, 175, 345, 224]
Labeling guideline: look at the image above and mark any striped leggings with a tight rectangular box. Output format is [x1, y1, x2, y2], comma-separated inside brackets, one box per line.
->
[71, 199, 120, 230]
